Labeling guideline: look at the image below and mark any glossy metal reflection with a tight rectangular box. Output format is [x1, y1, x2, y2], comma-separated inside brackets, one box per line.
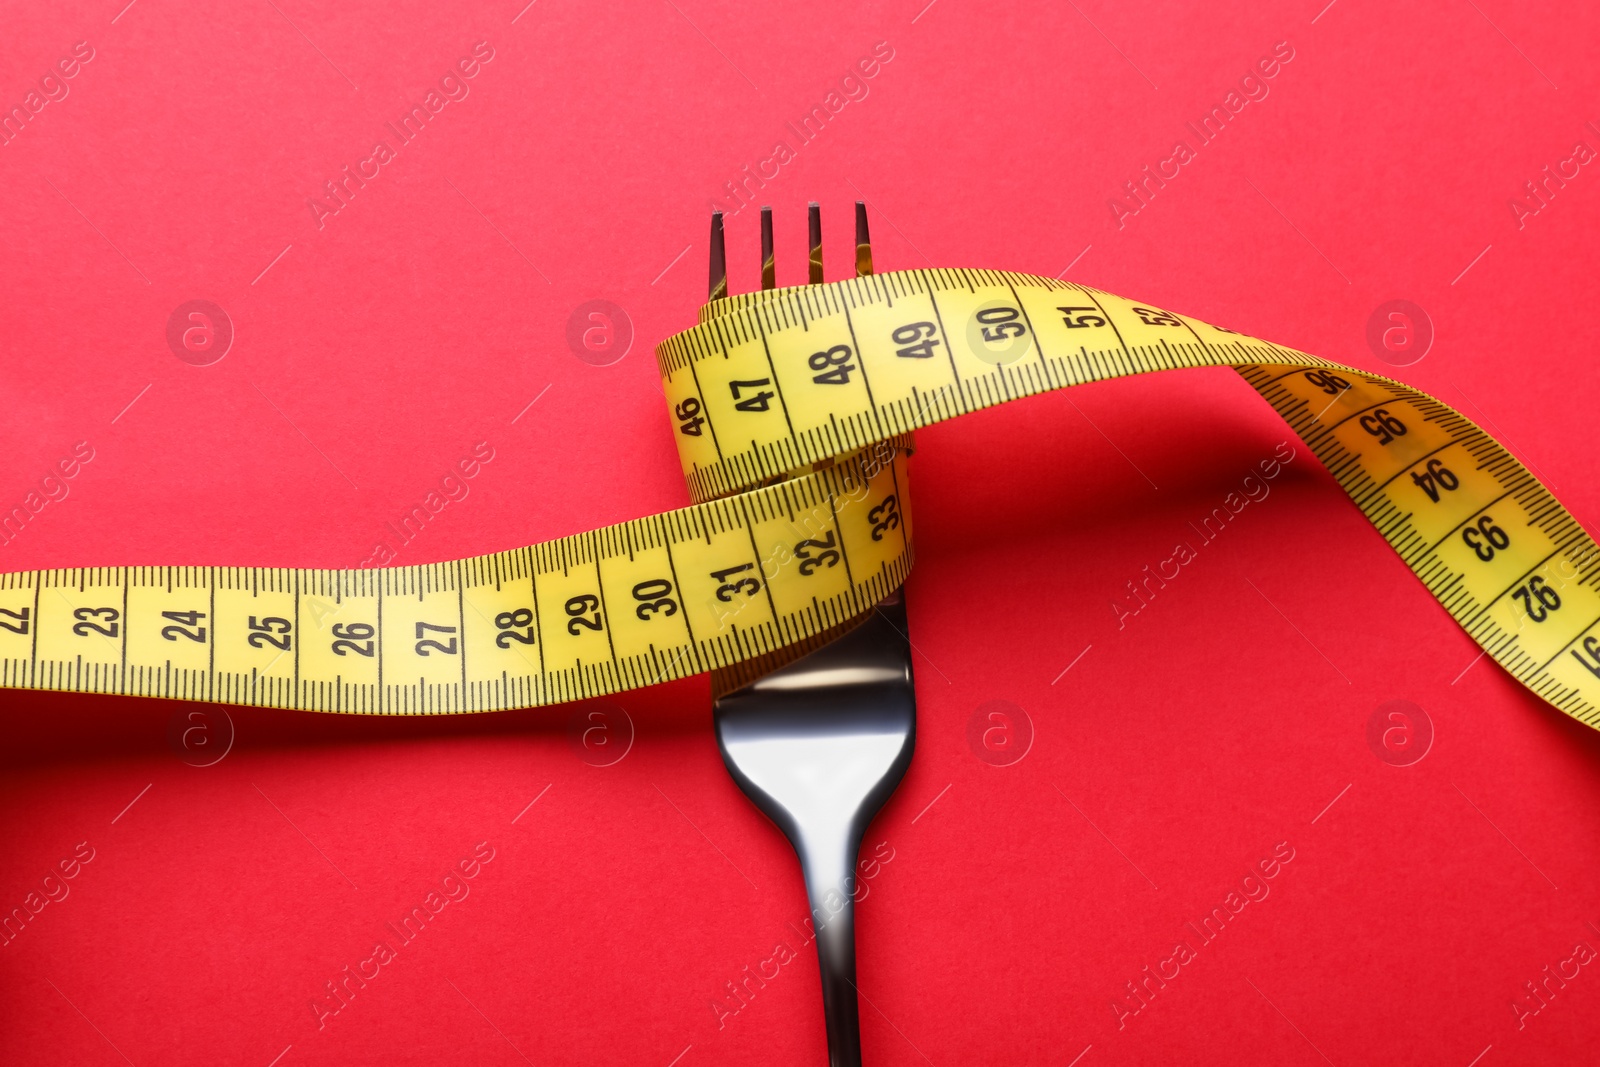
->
[714, 590, 915, 1067]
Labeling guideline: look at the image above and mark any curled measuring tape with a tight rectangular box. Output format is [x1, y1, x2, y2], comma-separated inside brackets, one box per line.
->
[3, 268, 1597, 726]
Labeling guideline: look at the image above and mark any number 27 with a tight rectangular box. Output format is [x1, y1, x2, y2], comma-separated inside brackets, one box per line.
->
[415, 622, 458, 656]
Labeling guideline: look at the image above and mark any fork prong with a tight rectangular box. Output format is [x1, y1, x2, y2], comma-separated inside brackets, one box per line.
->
[708, 210, 728, 301]
[854, 201, 873, 278]
[808, 201, 823, 284]
[760, 206, 775, 290]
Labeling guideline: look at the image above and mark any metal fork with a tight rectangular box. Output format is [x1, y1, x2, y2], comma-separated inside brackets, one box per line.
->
[710, 203, 917, 1066]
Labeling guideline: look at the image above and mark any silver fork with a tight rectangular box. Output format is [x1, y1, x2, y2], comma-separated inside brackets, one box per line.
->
[710, 203, 917, 1066]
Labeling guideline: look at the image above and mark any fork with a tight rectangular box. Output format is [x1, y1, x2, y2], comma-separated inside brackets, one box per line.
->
[710, 202, 918, 1066]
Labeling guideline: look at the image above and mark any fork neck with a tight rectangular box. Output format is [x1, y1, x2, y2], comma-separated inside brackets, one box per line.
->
[800, 828, 865, 1067]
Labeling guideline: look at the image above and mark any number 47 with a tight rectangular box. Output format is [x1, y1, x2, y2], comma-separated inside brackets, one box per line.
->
[730, 379, 774, 412]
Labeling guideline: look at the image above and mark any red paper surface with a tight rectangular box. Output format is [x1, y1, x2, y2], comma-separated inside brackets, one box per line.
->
[4, 1, 1600, 1063]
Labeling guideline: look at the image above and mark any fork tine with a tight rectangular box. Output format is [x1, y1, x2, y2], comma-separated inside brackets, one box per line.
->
[808, 201, 824, 284]
[854, 200, 873, 278]
[761, 206, 775, 290]
[708, 210, 727, 301]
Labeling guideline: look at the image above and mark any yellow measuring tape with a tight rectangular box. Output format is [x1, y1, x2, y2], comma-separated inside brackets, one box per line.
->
[3, 268, 1597, 726]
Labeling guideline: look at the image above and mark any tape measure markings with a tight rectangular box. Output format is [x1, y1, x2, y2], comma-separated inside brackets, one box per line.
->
[665, 273, 1339, 502]
[668, 270, 1600, 724]
[0, 447, 912, 714]
[4, 267, 1598, 729]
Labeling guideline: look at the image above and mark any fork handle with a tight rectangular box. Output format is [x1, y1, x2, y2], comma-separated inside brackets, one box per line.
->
[800, 828, 865, 1066]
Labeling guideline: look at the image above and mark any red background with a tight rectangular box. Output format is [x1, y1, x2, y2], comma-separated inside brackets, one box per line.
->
[3, 0, 1600, 1063]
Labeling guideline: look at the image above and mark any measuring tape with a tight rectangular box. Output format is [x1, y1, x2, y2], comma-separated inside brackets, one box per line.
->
[3, 268, 1597, 727]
